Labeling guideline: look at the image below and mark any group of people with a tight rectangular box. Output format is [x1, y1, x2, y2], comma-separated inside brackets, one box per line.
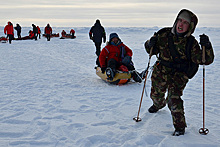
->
[89, 9, 214, 136]
[3, 22, 41, 43]
[89, 20, 142, 82]
[3, 22, 77, 42]
[2, 9, 215, 136]
[3, 22, 58, 42]
[61, 29, 76, 39]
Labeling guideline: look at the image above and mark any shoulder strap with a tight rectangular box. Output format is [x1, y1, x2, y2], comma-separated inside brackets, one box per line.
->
[168, 33, 183, 63]
[185, 35, 195, 61]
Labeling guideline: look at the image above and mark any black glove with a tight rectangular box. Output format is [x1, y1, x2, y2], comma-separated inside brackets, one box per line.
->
[147, 36, 158, 48]
[199, 34, 211, 49]
[122, 56, 131, 65]
[101, 67, 106, 73]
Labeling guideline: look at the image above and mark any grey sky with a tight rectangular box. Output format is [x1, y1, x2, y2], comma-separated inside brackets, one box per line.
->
[0, 0, 219, 27]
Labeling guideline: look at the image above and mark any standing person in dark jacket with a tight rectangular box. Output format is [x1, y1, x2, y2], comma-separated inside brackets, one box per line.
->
[144, 9, 214, 136]
[32, 24, 38, 40]
[44, 24, 52, 41]
[4, 21, 14, 44]
[14, 23, 21, 38]
[89, 19, 106, 66]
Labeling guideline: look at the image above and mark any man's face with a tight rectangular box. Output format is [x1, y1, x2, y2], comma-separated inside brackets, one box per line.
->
[176, 18, 190, 34]
[112, 37, 119, 44]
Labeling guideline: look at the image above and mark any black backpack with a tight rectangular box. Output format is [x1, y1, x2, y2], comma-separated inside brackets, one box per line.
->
[168, 33, 199, 79]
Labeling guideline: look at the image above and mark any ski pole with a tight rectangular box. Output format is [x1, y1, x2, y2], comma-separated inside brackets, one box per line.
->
[133, 46, 153, 122]
[199, 45, 209, 135]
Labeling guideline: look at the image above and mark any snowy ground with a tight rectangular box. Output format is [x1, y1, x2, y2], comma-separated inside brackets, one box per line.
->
[0, 26, 220, 147]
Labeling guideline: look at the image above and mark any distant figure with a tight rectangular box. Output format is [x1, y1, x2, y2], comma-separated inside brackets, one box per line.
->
[32, 24, 38, 40]
[14, 23, 21, 38]
[70, 29, 76, 38]
[44, 24, 52, 41]
[61, 30, 66, 37]
[89, 19, 106, 66]
[37, 26, 41, 39]
[4, 21, 14, 44]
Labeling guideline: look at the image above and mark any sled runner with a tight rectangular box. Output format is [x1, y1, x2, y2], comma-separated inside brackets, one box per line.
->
[95, 66, 131, 85]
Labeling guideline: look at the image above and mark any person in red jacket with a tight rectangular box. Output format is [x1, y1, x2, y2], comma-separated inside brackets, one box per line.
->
[4, 21, 14, 44]
[61, 30, 66, 37]
[44, 24, 52, 41]
[99, 33, 142, 82]
[29, 30, 35, 39]
[37, 26, 41, 39]
[70, 29, 76, 38]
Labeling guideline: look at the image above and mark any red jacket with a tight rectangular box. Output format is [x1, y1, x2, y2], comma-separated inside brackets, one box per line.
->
[29, 31, 35, 38]
[70, 29, 75, 34]
[99, 42, 133, 68]
[4, 22, 14, 35]
[61, 30, 66, 37]
[37, 26, 41, 34]
[44, 26, 52, 34]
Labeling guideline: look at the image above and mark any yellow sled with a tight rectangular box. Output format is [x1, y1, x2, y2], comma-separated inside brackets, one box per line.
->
[95, 67, 132, 85]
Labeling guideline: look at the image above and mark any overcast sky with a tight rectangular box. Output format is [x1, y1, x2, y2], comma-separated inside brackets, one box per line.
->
[0, 0, 219, 27]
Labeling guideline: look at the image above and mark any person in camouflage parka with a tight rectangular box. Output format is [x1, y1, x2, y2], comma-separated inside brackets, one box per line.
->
[144, 9, 214, 136]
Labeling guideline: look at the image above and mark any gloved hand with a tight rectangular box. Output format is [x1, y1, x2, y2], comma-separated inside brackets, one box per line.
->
[122, 56, 131, 65]
[101, 67, 106, 73]
[147, 35, 158, 48]
[90, 36, 93, 40]
[200, 34, 211, 49]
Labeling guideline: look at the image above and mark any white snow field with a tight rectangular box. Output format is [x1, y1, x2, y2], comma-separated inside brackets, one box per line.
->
[0, 26, 219, 147]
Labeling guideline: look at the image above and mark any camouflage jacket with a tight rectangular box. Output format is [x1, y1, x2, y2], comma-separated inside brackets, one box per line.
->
[145, 28, 214, 66]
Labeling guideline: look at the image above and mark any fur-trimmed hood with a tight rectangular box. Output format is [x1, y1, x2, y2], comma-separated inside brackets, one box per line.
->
[171, 9, 198, 37]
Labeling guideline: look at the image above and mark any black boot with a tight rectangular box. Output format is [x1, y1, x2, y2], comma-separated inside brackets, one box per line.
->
[148, 105, 159, 113]
[106, 67, 115, 81]
[132, 70, 142, 83]
[173, 128, 185, 136]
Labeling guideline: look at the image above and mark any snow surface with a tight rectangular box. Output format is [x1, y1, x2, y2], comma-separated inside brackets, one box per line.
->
[0, 26, 220, 147]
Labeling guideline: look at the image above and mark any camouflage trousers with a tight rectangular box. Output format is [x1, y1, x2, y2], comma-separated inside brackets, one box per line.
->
[150, 64, 189, 128]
